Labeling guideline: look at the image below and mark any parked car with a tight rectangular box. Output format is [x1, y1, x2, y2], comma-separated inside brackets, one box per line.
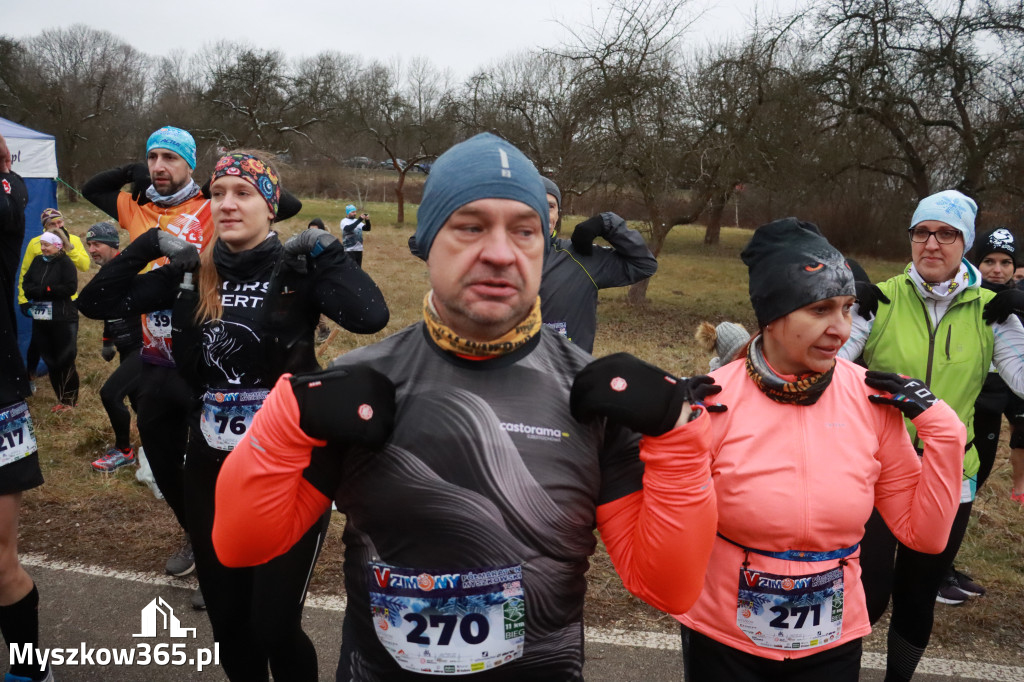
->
[379, 158, 407, 171]
[411, 161, 433, 174]
[344, 156, 373, 169]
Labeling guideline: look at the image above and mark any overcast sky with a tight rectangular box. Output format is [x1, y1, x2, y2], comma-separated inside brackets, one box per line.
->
[5, 0, 803, 78]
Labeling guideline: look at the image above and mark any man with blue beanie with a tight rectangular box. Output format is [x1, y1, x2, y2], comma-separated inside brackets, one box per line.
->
[339, 203, 371, 267]
[212, 132, 717, 680]
[840, 188, 1024, 681]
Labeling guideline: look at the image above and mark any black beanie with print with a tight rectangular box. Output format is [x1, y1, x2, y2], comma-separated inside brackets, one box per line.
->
[741, 217, 856, 327]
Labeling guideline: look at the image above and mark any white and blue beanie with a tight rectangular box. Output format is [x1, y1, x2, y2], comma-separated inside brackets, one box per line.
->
[910, 189, 977, 251]
[414, 133, 548, 258]
[146, 126, 197, 170]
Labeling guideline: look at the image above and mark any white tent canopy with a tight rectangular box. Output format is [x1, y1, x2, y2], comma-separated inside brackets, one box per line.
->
[1, 116, 58, 178]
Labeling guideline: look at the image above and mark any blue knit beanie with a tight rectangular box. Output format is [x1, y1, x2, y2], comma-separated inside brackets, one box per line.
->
[415, 133, 548, 257]
[542, 177, 561, 209]
[910, 189, 977, 251]
[146, 126, 197, 169]
[345, 204, 357, 215]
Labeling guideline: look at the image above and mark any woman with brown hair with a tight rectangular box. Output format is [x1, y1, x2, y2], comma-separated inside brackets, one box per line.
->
[74, 151, 389, 681]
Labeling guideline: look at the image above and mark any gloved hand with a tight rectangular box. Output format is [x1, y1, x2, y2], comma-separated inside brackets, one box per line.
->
[100, 343, 116, 362]
[290, 364, 396, 448]
[156, 231, 200, 272]
[570, 215, 605, 257]
[854, 282, 890, 321]
[570, 352, 726, 436]
[864, 370, 937, 419]
[126, 162, 151, 202]
[19, 303, 30, 318]
[983, 288, 1024, 324]
[284, 228, 338, 259]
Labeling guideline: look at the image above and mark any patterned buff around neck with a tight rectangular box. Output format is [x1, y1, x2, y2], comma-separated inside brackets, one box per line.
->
[744, 335, 834, 406]
[423, 291, 541, 357]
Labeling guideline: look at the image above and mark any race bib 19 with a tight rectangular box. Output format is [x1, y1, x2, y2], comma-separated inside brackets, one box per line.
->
[368, 562, 526, 675]
[0, 402, 37, 467]
[199, 388, 269, 451]
[736, 566, 844, 651]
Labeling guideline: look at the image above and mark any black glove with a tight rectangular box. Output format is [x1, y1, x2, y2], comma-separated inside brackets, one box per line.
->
[854, 282, 890, 321]
[126, 162, 151, 202]
[570, 352, 726, 436]
[284, 228, 338, 258]
[570, 215, 605, 257]
[19, 303, 30, 318]
[100, 343, 116, 362]
[156, 231, 200, 272]
[864, 370, 937, 419]
[983, 288, 1024, 324]
[290, 364, 396, 448]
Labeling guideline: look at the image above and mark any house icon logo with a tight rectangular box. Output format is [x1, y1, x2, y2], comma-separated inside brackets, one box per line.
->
[133, 597, 197, 638]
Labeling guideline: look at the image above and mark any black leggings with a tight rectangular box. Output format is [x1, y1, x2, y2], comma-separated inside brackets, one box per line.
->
[860, 501, 973, 680]
[31, 318, 79, 405]
[974, 407, 1001, 490]
[135, 363, 193, 530]
[185, 440, 329, 682]
[99, 349, 142, 451]
[680, 625, 862, 682]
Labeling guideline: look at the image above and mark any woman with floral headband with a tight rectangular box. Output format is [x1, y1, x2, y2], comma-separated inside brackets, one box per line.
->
[75, 151, 389, 681]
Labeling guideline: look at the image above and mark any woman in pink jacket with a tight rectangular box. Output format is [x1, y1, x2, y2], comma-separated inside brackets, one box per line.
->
[672, 219, 964, 680]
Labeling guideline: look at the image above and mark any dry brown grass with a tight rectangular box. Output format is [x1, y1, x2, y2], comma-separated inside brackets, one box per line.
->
[20, 198, 1024, 666]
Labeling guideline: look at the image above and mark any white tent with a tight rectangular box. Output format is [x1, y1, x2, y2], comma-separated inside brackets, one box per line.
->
[0, 117, 59, 358]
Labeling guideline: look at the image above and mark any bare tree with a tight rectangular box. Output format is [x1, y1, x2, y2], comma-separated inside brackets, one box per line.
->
[1, 26, 151, 197]
[347, 58, 457, 223]
[806, 0, 1024, 202]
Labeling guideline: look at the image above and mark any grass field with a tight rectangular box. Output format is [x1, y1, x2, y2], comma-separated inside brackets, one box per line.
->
[18, 196, 1024, 665]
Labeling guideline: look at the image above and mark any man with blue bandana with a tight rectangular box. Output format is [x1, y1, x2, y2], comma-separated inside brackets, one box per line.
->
[213, 133, 718, 681]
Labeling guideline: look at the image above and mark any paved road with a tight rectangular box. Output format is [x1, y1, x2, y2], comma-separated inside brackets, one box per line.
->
[3, 557, 1021, 681]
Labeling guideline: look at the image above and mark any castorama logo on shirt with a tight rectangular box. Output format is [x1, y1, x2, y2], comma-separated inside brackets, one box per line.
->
[499, 422, 569, 442]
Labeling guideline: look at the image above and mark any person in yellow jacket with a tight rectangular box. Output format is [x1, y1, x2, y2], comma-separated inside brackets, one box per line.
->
[18, 208, 89, 306]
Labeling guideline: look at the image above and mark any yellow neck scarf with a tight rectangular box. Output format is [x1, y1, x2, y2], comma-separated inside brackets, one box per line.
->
[423, 291, 541, 358]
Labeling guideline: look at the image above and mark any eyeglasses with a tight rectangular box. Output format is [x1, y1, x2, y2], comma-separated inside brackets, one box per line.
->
[908, 227, 960, 245]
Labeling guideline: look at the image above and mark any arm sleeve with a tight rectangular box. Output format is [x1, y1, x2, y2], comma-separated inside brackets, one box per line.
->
[597, 410, 717, 614]
[21, 261, 42, 300]
[17, 241, 38, 305]
[170, 289, 204, 393]
[839, 307, 872, 360]
[67, 236, 91, 272]
[76, 228, 178, 319]
[362, 218, 371, 231]
[579, 213, 658, 289]
[311, 241, 390, 333]
[213, 374, 333, 567]
[82, 165, 134, 219]
[993, 314, 1024, 398]
[873, 399, 965, 554]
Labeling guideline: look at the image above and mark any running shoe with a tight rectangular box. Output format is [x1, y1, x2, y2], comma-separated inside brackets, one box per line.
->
[4, 665, 54, 681]
[1012, 487, 1024, 505]
[936, 573, 970, 605]
[50, 403, 73, 414]
[165, 535, 195, 577]
[91, 446, 136, 473]
[952, 568, 986, 597]
[191, 586, 206, 610]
